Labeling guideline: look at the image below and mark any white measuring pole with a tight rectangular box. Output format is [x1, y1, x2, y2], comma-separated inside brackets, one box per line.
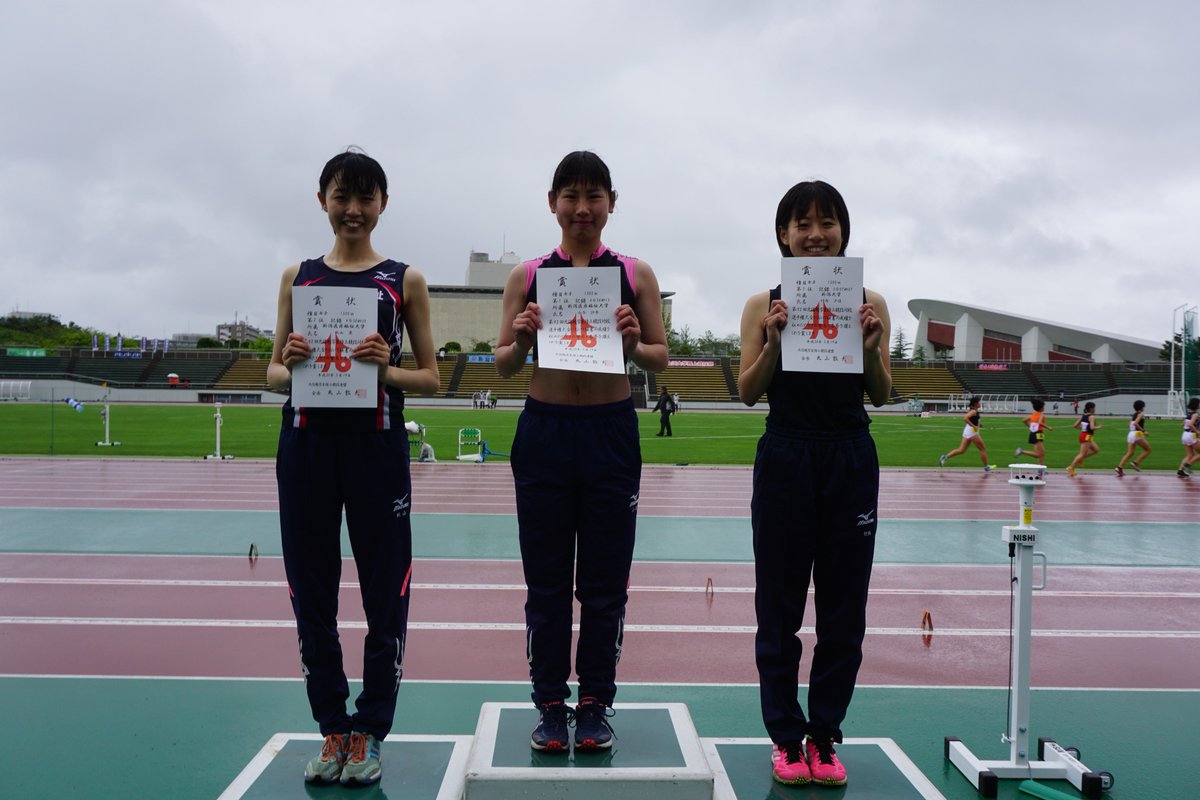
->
[945, 463, 1112, 799]
[1001, 464, 1045, 765]
[95, 400, 121, 447]
[205, 403, 224, 460]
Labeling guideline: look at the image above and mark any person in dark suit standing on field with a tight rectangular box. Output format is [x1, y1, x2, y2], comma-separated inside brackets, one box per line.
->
[654, 385, 675, 436]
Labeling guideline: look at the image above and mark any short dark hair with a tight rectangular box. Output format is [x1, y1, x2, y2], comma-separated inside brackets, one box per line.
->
[1084, 402, 1096, 413]
[319, 148, 388, 198]
[775, 180, 850, 257]
[1189, 397, 1200, 412]
[969, 396, 981, 407]
[551, 151, 613, 196]
[1133, 400, 1146, 412]
[1031, 399, 1045, 411]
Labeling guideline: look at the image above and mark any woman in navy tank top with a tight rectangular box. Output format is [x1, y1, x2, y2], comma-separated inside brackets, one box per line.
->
[267, 150, 439, 787]
[1066, 401, 1102, 476]
[737, 180, 892, 787]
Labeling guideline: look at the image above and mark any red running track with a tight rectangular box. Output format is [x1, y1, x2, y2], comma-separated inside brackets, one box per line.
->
[1, 457, 1198, 521]
[2, 554, 1197, 689]
[1, 458, 1197, 690]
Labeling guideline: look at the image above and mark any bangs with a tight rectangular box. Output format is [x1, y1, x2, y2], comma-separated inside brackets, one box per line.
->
[551, 151, 613, 195]
[775, 180, 850, 256]
[320, 150, 388, 198]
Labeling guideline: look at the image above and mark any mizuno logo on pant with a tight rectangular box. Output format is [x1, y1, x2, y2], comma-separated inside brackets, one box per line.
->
[393, 495, 410, 517]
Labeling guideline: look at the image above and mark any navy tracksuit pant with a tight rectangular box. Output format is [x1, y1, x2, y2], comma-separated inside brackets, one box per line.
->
[511, 397, 640, 707]
[751, 423, 878, 744]
[277, 425, 413, 740]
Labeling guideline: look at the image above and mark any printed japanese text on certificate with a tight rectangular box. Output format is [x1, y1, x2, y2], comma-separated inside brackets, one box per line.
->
[291, 285, 378, 407]
[780, 256, 864, 374]
[535, 266, 625, 375]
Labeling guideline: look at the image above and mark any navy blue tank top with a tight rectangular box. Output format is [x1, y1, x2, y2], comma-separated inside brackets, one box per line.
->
[283, 257, 408, 430]
[764, 285, 870, 433]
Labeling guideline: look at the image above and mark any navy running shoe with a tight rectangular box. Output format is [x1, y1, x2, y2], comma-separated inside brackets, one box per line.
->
[574, 698, 615, 750]
[530, 701, 572, 751]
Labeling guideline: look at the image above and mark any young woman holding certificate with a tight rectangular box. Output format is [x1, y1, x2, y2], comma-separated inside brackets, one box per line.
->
[737, 180, 891, 787]
[267, 149, 439, 787]
[495, 151, 668, 753]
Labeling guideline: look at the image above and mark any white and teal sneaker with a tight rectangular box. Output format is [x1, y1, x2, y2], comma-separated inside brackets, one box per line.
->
[340, 731, 383, 786]
[304, 733, 349, 784]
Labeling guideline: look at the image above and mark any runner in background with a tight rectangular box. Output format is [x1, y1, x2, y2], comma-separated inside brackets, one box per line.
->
[940, 396, 994, 472]
[1115, 399, 1150, 476]
[1015, 398, 1052, 465]
[1066, 401, 1102, 477]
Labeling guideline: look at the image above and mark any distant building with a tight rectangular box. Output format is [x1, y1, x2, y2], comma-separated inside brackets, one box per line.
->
[5, 310, 59, 322]
[909, 299, 1159, 363]
[216, 320, 263, 343]
[465, 250, 520, 287]
[170, 333, 205, 349]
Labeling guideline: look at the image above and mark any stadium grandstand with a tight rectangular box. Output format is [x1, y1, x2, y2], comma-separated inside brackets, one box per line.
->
[3, 290, 1193, 411]
[909, 298, 1160, 364]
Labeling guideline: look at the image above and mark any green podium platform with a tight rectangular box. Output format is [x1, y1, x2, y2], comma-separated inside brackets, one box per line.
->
[219, 733, 471, 799]
[705, 738, 946, 800]
[218, 716, 946, 799]
[463, 702, 713, 799]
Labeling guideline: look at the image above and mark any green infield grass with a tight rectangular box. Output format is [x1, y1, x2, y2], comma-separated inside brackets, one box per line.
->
[0, 401, 1182, 472]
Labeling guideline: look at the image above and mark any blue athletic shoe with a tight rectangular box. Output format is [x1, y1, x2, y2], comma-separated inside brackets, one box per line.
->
[531, 701, 572, 752]
[574, 698, 615, 750]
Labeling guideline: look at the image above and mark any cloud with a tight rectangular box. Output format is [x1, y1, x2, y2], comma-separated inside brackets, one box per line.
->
[1, 1, 1196, 349]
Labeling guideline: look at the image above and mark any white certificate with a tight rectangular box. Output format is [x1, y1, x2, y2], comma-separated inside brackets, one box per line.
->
[780, 256, 864, 373]
[535, 266, 625, 374]
[291, 285, 378, 407]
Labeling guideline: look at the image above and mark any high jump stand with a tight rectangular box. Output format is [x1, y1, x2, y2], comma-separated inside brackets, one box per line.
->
[95, 389, 121, 447]
[945, 463, 1114, 799]
[204, 402, 233, 460]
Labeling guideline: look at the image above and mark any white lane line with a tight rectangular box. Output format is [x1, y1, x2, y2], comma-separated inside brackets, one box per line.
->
[2, 577, 1197, 599]
[0, 574, 1194, 597]
[3, 616, 1199, 638]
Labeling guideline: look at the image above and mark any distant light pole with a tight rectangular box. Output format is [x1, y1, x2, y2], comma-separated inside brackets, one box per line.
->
[1184, 305, 1198, 400]
[1172, 303, 1189, 397]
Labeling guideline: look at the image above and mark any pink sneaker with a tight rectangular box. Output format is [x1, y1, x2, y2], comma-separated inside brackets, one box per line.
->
[771, 741, 811, 784]
[806, 737, 847, 785]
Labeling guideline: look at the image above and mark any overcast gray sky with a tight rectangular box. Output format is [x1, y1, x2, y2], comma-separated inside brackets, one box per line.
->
[3, 1, 1197, 351]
